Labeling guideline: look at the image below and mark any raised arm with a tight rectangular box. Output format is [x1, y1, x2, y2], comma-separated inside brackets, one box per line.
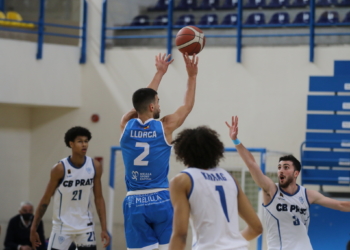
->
[30, 163, 64, 250]
[226, 116, 276, 198]
[234, 177, 263, 240]
[161, 53, 198, 141]
[93, 160, 110, 248]
[120, 53, 174, 131]
[307, 189, 350, 212]
[168, 173, 191, 250]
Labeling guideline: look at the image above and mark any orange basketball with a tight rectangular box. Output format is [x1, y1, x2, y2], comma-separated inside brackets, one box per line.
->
[175, 26, 205, 55]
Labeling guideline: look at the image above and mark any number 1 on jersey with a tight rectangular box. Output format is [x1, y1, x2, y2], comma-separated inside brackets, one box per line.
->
[134, 142, 149, 166]
[215, 185, 230, 222]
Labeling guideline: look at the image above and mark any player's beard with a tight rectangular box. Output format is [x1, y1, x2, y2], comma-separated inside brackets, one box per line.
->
[153, 110, 160, 119]
[279, 175, 294, 188]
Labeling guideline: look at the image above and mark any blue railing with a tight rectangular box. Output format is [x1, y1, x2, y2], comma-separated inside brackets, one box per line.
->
[0, 0, 88, 64]
[100, 0, 350, 63]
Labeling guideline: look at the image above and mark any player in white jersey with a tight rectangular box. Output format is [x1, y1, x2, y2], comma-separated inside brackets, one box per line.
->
[226, 116, 350, 250]
[169, 126, 262, 250]
[30, 126, 110, 250]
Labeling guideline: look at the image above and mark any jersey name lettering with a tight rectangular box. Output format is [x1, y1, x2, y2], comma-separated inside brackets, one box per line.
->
[201, 172, 227, 181]
[62, 178, 94, 187]
[276, 203, 307, 215]
[130, 130, 157, 138]
[135, 194, 162, 204]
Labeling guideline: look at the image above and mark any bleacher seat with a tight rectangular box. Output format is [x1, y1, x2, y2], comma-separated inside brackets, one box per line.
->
[0, 11, 8, 26]
[301, 61, 350, 187]
[336, 0, 350, 6]
[219, 0, 238, 9]
[317, 11, 339, 24]
[175, 14, 196, 26]
[131, 15, 150, 26]
[153, 14, 168, 26]
[293, 11, 309, 24]
[287, 0, 309, 7]
[245, 13, 265, 25]
[198, 14, 218, 25]
[244, 0, 266, 8]
[221, 13, 238, 25]
[265, 0, 289, 8]
[269, 12, 290, 24]
[148, 0, 169, 11]
[175, 0, 197, 10]
[3, 11, 35, 28]
[343, 11, 350, 23]
[196, 0, 220, 9]
[316, 0, 338, 6]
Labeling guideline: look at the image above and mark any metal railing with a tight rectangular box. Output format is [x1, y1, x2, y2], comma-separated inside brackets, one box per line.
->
[0, 0, 88, 64]
[100, 0, 350, 64]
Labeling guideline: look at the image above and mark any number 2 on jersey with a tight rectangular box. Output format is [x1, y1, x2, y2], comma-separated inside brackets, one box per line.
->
[215, 185, 230, 222]
[134, 142, 149, 166]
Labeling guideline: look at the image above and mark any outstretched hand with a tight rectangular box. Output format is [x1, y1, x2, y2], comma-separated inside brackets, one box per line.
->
[155, 53, 174, 75]
[101, 231, 110, 248]
[225, 116, 239, 140]
[183, 52, 198, 78]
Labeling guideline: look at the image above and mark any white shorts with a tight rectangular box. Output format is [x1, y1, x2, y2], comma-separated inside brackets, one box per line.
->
[47, 230, 96, 250]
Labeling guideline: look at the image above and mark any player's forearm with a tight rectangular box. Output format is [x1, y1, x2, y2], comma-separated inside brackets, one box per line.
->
[339, 201, 350, 212]
[241, 225, 262, 241]
[95, 198, 108, 231]
[169, 234, 187, 250]
[147, 71, 164, 91]
[182, 76, 197, 111]
[31, 201, 49, 231]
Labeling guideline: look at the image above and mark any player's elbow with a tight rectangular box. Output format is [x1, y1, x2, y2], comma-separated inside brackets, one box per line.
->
[254, 223, 263, 236]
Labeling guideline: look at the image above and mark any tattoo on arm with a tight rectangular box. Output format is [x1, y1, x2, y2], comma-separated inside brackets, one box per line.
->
[34, 204, 48, 229]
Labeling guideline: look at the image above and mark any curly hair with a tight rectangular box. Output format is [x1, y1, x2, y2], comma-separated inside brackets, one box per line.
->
[172, 126, 225, 169]
[64, 126, 92, 148]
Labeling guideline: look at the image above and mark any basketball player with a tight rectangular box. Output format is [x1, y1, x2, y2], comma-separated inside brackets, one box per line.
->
[168, 126, 263, 250]
[30, 127, 110, 250]
[226, 116, 350, 250]
[120, 52, 198, 250]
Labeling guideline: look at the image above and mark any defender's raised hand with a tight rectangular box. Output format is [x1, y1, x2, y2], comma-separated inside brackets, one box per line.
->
[183, 52, 198, 78]
[225, 116, 239, 140]
[155, 53, 174, 75]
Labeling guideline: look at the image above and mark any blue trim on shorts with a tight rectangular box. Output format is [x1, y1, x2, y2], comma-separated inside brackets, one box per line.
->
[51, 233, 56, 249]
[181, 171, 194, 199]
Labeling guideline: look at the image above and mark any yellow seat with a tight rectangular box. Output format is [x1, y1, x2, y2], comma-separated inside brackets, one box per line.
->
[0, 11, 9, 26]
[6, 11, 35, 28]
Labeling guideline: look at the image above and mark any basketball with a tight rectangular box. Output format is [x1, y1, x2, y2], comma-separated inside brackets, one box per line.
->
[175, 26, 206, 55]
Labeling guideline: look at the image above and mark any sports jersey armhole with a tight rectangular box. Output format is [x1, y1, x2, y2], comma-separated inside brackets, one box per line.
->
[181, 171, 194, 199]
[159, 121, 172, 147]
[229, 175, 239, 197]
[304, 188, 310, 207]
[91, 157, 96, 178]
[58, 161, 66, 186]
[262, 184, 278, 207]
[119, 120, 131, 143]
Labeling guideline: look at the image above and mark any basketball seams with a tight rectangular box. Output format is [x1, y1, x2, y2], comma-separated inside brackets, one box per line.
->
[175, 25, 205, 55]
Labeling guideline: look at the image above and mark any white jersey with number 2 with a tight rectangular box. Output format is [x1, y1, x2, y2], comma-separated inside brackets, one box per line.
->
[182, 167, 248, 250]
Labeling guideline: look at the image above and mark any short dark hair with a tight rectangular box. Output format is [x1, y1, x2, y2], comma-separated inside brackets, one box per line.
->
[64, 126, 91, 148]
[172, 126, 225, 169]
[132, 88, 158, 113]
[279, 155, 301, 172]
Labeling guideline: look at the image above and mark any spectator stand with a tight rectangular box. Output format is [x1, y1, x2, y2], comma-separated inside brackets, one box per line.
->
[300, 60, 350, 249]
[0, 0, 88, 64]
[100, 0, 350, 63]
